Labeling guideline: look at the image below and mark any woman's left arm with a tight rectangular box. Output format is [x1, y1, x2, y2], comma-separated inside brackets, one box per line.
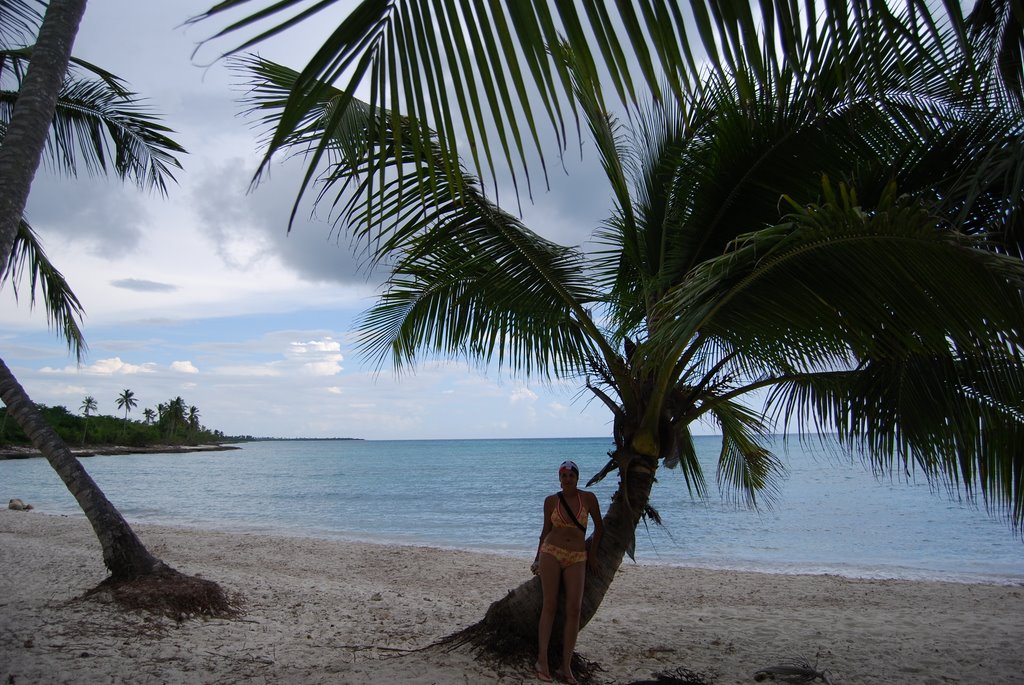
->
[587, 491, 603, 574]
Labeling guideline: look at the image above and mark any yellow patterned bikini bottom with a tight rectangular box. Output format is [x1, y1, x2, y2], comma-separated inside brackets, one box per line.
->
[540, 542, 587, 569]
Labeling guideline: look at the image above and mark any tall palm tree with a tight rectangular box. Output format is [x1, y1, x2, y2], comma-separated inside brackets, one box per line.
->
[0, 0, 170, 581]
[232, 2, 1024, 660]
[142, 407, 156, 425]
[115, 388, 137, 437]
[78, 394, 96, 445]
[0, 3, 228, 610]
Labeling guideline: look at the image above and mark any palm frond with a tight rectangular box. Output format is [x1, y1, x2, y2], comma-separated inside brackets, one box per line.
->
[358, 224, 597, 377]
[0, 0, 42, 47]
[655, 184, 1024, 526]
[236, 54, 623, 377]
[709, 400, 783, 509]
[660, 420, 709, 500]
[195, 1, 976, 214]
[0, 220, 86, 360]
[0, 48, 185, 194]
[965, 0, 1024, 110]
[765, 356, 1024, 530]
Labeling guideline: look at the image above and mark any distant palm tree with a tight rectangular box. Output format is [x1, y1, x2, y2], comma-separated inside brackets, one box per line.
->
[142, 407, 155, 425]
[187, 405, 200, 441]
[79, 394, 96, 445]
[115, 388, 137, 438]
[163, 396, 186, 441]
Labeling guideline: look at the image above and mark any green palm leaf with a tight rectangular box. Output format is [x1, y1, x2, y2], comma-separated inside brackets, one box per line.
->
[195, 1, 988, 216]
[709, 400, 782, 509]
[0, 47, 185, 194]
[0, 31, 185, 354]
[1, 220, 85, 360]
[656, 187, 1024, 525]
[0, 0, 42, 47]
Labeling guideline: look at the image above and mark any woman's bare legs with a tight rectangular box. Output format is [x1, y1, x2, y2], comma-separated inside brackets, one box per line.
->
[557, 561, 586, 684]
[536, 552, 561, 677]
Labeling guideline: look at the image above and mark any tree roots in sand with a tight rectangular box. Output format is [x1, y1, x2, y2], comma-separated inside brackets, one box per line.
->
[84, 567, 238, 621]
[442, 620, 602, 684]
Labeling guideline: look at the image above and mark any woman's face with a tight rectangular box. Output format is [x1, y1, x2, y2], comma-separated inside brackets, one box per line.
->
[559, 469, 579, 488]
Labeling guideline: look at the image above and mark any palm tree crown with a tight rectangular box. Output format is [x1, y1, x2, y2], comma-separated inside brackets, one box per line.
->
[234, 4, 1024, 532]
[0, 1, 186, 358]
[79, 394, 97, 417]
[115, 388, 137, 420]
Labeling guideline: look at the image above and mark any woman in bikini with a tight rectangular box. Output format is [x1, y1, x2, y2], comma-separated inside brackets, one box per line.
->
[530, 460, 603, 684]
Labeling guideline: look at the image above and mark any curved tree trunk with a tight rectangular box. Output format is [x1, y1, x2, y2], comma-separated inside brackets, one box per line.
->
[0, 0, 167, 581]
[456, 448, 659, 661]
[0, 358, 165, 578]
[0, 2, 231, 617]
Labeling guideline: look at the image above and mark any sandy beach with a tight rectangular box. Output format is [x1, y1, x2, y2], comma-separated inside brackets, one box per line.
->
[1, 510, 1021, 684]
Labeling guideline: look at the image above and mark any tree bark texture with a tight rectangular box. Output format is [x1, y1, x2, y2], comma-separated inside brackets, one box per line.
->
[463, 448, 659, 656]
[0, 357, 164, 578]
[0, 0, 88, 275]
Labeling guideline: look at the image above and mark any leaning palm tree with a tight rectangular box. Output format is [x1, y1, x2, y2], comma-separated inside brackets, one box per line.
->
[233, 1, 1024, 661]
[0, 0, 173, 581]
[0, 2, 231, 612]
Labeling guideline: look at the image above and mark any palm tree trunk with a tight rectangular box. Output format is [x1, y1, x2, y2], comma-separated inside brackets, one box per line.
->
[455, 448, 659, 660]
[0, 357, 164, 578]
[0, 0, 88, 269]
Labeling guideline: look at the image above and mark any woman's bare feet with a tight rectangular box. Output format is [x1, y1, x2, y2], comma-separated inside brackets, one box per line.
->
[555, 668, 578, 684]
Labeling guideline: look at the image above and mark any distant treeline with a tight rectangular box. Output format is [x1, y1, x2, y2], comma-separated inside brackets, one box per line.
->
[235, 436, 363, 442]
[0, 401, 239, 448]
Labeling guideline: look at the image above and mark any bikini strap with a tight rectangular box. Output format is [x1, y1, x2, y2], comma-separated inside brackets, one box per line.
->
[557, 492, 587, 532]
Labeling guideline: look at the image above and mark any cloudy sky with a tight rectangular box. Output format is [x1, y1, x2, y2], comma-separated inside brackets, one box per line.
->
[0, 0, 632, 440]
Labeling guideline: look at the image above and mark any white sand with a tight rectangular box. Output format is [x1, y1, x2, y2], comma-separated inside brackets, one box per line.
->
[1, 509, 1021, 684]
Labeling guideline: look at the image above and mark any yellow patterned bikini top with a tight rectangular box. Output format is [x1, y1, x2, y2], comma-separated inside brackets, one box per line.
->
[551, 492, 589, 529]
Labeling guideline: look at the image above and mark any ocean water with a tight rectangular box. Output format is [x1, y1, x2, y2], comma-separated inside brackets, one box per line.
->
[1, 436, 1021, 584]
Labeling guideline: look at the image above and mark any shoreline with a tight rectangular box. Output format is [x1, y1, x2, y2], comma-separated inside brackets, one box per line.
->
[8, 508, 1022, 588]
[0, 443, 240, 460]
[2, 510, 1022, 684]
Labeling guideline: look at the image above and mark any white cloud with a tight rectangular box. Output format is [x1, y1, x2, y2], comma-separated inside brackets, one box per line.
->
[302, 359, 343, 376]
[170, 361, 199, 374]
[326, 386, 343, 395]
[285, 337, 344, 376]
[548, 401, 569, 414]
[212, 364, 283, 377]
[41, 357, 157, 375]
[287, 338, 344, 356]
[510, 386, 539, 403]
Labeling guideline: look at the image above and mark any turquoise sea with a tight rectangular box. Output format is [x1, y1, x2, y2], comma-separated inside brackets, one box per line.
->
[1, 436, 1021, 584]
